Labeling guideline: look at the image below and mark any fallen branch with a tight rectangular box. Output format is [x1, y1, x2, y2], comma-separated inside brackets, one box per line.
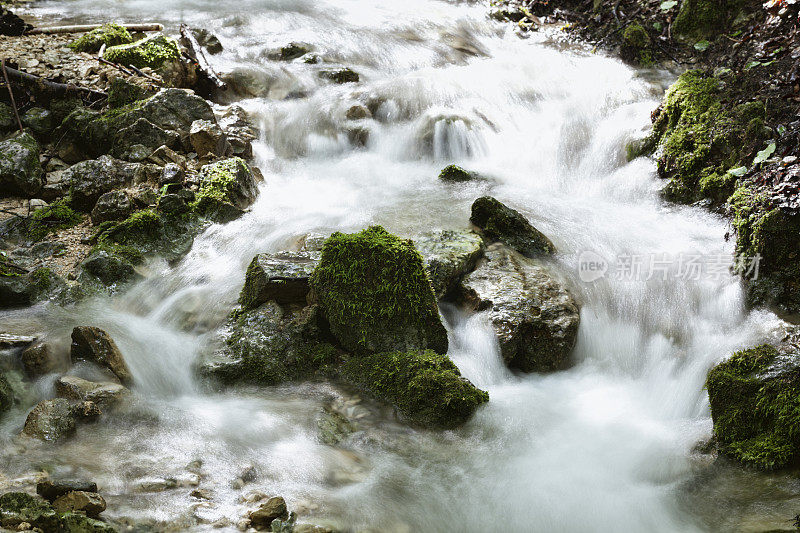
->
[179, 24, 227, 91]
[27, 23, 163, 35]
[1, 59, 23, 133]
[125, 64, 159, 81]
[1, 63, 106, 101]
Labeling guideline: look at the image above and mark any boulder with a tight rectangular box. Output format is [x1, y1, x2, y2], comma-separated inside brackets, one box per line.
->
[340, 349, 488, 428]
[270, 42, 311, 61]
[0, 133, 45, 197]
[414, 230, 485, 298]
[157, 193, 190, 216]
[68, 23, 133, 53]
[217, 105, 256, 159]
[318, 68, 359, 84]
[189, 119, 231, 158]
[249, 497, 288, 529]
[0, 102, 15, 133]
[458, 244, 579, 372]
[0, 492, 59, 531]
[22, 107, 55, 137]
[37, 479, 98, 502]
[21, 398, 99, 442]
[80, 249, 142, 287]
[159, 163, 185, 185]
[21, 342, 61, 377]
[91, 190, 134, 224]
[103, 33, 182, 75]
[203, 302, 336, 385]
[63, 156, 136, 212]
[111, 118, 180, 160]
[706, 340, 800, 470]
[438, 164, 475, 182]
[193, 157, 258, 222]
[70, 326, 133, 385]
[59, 512, 117, 532]
[52, 491, 106, 517]
[136, 88, 215, 132]
[55, 375, 129, 408]
[470, 196, 555, 256]
[310, 226, 447, 355]
[239, 252, 319, 310]
[55, 107, 112, 162]
[107, 76, 150, 108]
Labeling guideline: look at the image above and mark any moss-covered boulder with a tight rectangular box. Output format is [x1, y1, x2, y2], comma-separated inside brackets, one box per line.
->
[632, 70, 769, 204]
[94, 209, 198, 262]
[107, 77, 151, 109]
[673, 0, 748, 41]
[192, 157, 258, 222]
[470, 196, 555, 257]
[69, 23, 133, 53]
[458, 243, 579, 373]
[706, 343, 800, 470]
[0, 492, 59, 531]
[620, 23, 653, 66]
[340, 349, 488, 428]
[729, 185, 800, 312]
[1, 256, 66, 309]
[0, 133, 45, 197]
[103, 33, 180, 70]
[239, 251, 319, 310]
[438, 164, 475, 183]
[414, 230, 485, 298]
[202, 302, 338, 385]
[310, 226, 448, 355]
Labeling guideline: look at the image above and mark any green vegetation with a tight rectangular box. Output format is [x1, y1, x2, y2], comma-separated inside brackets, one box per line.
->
[107, 77, 150, 108]
[26, 200, 83, 241]
[438, 164, 474, 182]
[706, 344, 800, 470]
[192, 158, 247, 217]
[310, 226, 448, 355]
[68, 23, 133, 53]
[341, 349, 489, 428]
[673, 0, 746, 41]
[621, 23, 653, 66]
[103, 34, 180, 70]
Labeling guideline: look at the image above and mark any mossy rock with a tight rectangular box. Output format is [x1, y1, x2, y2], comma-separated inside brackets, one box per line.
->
[673, 0, 747, 41]
[192, 157, 258, 222]
[310, 226, 448, 355]
[107, 77, 151, 109]
[0, 492, 60, 531]
[26, 199, 83, 241]
[318, 68, 359, 84]
[103, 34, 180, 71]
[239, 251, 319, 310]
[707, 343, 800, 470]
[728, 186, 800, 312]
[340, 349, 488, 428]
[0, 132, 45, 197]
[95, 209, 198, 262]
[638, 70, 768, 204]
[438, 164, 475, 182]
[620, 23, 653, 66]
[470, 196, 555, 257]
[0, 373, 12, 416]
[69, 23, 133, 53]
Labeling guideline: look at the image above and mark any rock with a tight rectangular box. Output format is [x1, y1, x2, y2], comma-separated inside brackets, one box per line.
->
[1, 260, 64, 309]
[107, 76, 150, 108]
[0, 133, 45, 197]
[271, 42, 311, 61]
[157, 193, 190, 216]
[55, 376, 129, 407]
[21, 399, 92, 442]
[189, 119, 231, 158]
[52, 491, 106, 517]
[37, 479, 98, 502]
[103, 33, 180, 71]
[21, 107, 54, 137]
[345, 105, 371, 121]
[137, 88, 216, 132]
[80, 249, 142, 287]
[112, 118, 180, 161]
[0, 492, 59, 531]
[55, 107, 112, 163]
[159, 163, 184, 185]
[58, 512, 117, 532]
[470, 196, 555, 256]
[239, 252, 319, 310]
[310, 226, 448, 355]
[458, 244, 579, 372]
[620, 23, 653, 66]
[0, 373, 12, 415]
[193, 157, 258, 222]
[248, 497, 288, 529]
[217, 105, 256, 158]
[62, 156, 135, 212]
[0, 102, 15, 134]
[706, 340, 800, 470]
[70, 326, 133, 385]
[69, 23, 133, 53]
[91, 191, 134, 224]
[192, 28, 223, 54]
[415, 230, 485, 298]
[318, 68, 359, 84]
[438, 164, 475, 182]
[203, 302, 336, 385]
[340, 349, 488, 428]
[0, 334, 36, 349]
[21, 342, 61, 377]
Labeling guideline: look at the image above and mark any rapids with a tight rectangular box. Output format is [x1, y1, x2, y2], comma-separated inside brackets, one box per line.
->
[2, 0, 796, 531]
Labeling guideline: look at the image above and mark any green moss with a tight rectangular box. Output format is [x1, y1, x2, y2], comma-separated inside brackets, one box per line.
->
[0, 492, 60, 531]
[673, 0, 745, 41]
[107, 77, 149, 109]
[30, 268, 55, 293]
[191, 157, 250, 221]
[26, 200, 83, 241]
[621, 23, 653, 66]
[340, 349, 488, 428]
[706, 344, 800, 470]
[103, 34, 180, 70]
[310, 226, 447, 355]
[640, 70, 766, 204]
[89, 242, 145, 265]
[100, 209, 161, 246]
[438, 164, 474, 182]
[68, 23, 133, 53]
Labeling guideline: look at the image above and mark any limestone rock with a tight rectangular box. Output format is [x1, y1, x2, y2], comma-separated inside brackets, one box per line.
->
[55, 376, 129, 408]
[249, 497, 288, 529]
[239, 252, 319, 310]
[52, 491, 106, 517]
[0, 133, 45, 197]
[415, 230, 484, 298]
[470, 196, 555, 257]
[70, 327, 132, 385]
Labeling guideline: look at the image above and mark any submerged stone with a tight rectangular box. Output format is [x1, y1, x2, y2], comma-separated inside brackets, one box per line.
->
[310, 226, 448, 355]
[340, 349, 488, 428]
[438, 164, 475, 183]
[470, 196, 555, 256]
[458, 243, 579, 373]
[707, 341, 800, 470]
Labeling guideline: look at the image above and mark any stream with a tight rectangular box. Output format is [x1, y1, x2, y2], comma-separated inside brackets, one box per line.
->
[2, 0, 799, 531]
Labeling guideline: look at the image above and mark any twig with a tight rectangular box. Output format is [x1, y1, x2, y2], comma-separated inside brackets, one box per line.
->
[1, 59, 23, 133]
[179, 24, 227, 90]
[28, 23, 163, 35]
[126, 64, 159, 81]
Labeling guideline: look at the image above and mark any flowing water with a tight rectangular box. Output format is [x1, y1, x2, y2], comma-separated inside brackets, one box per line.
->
[2, 0, 798, 531]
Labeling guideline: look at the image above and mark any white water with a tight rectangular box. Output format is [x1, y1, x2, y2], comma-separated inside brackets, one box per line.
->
[3, 0, 794, 531]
